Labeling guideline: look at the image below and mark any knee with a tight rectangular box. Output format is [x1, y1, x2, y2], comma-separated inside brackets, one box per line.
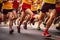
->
[9, 15, 13, 20]
[14, 15, 18, 19]
[50, 15, 55, 20]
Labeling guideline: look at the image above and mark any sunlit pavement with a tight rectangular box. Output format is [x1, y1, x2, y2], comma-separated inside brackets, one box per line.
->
[0, 22, 60, 40]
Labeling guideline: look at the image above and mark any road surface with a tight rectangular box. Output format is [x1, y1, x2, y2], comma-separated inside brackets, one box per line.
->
[0, 23, 60, 40]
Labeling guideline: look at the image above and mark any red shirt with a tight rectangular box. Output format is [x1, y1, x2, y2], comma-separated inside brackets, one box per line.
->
[13, 0, 20, 10]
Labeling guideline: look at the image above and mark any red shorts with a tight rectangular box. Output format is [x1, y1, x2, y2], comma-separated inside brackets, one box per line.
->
[21, 3, 31, 12]
[56, 7, 60, 13]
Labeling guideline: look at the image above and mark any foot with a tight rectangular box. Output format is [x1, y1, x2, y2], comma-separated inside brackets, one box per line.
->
[30, 18, 35, 23]
[9, 29, 14, 34]
[17, 26, 20, 33]
[32, 21, 35, 25]
[23, 22, 27, 30]
[56, 26, 60, 30]
[42, 31, 51, 37]
[37, 27, 41, 30]
[43, 22, 46, 27]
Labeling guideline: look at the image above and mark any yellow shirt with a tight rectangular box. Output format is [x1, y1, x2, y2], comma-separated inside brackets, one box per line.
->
[2, 1, 13, 9]
[37, 4, 41, 10]
[31, 4, 38, 11]
[31, 0, 38, 11]
[43, 0, 56, 4]
[33, 0, 37, 3]
[22, 0, 32, 5]
[0, 0, 3, 3]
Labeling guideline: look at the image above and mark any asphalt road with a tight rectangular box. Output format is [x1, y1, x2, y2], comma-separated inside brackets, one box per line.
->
[0, 23, 60, 40]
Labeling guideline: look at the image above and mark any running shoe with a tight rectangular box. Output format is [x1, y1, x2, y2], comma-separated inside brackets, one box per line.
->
[17, 26, 20, 33]
[43, 22, 46, 27]
[42, 31, 51, 37]
[56, 26, 60, 30]
[23, 22, 27, 30]
[37, 27, 41, 30]
[9, 29, 14, 34]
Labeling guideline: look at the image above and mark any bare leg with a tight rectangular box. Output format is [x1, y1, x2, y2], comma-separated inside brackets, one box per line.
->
[37, 12, 45, 30]
[42, 9, 56, 37]
[9, 12, 14, 34]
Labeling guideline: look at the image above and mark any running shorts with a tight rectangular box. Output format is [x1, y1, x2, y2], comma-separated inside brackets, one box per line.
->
[41, 3, 56, 13]
[3, 9, 13, 15]
[21, 3, 31, 12]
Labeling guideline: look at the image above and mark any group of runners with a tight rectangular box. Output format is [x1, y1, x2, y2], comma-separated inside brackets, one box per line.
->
[0, 0, 60, 37]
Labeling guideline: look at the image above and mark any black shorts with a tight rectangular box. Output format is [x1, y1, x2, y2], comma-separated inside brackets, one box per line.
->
[32, 11, 37, 14]
[0, 3, 2, 12]
[38, 9, 41, 12]
[3, 9, 13, 15]
[41, 3, 56, 13]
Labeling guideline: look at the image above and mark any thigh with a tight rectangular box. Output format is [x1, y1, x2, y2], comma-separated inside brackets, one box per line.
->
[50, 9, 56, 18]
[25, 8, 34, 15]
[8, 12, 13, 20]
[13, 10, 17, 15]
[13, 10, 18, 17]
